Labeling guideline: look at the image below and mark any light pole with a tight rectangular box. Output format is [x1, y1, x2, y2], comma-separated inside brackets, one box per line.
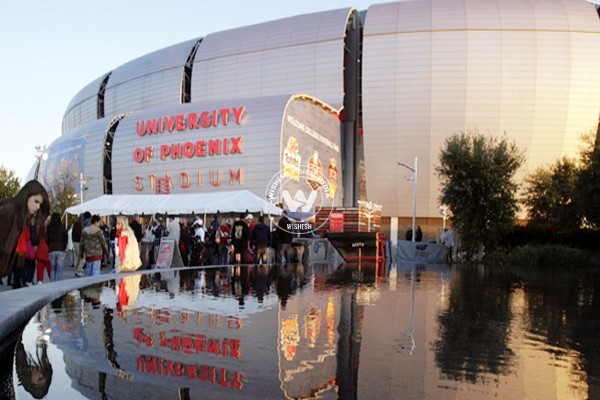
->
[79, 172, 92, 204]
[398, 157, 418, 242]
[34, 145, 48, 183]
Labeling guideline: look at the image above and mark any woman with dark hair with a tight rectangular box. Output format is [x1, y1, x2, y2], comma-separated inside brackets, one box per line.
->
[0, 180, 50, 287]
[15, 339, 53, 399]
[46, 212, 68, 282]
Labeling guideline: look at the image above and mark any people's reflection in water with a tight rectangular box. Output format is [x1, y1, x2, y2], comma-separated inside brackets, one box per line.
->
[203, 267, 221, 296]
[251, 264, 270, 303]
[102, 306, 132, 381]
[230, 265, 248, 309]
[178, 268, 196, 291]
[274, 264, 294, 310]
[116, 274, 141, 318]
[15, 338, 53, 399]
[81, 283, 103, 309]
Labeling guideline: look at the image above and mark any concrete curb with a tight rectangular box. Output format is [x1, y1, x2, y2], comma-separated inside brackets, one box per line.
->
[0, 274, 113, 342]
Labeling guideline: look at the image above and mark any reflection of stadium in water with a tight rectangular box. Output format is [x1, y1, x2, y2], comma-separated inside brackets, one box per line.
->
[12, 262, 600, 399]
[14, 264, 375, 399]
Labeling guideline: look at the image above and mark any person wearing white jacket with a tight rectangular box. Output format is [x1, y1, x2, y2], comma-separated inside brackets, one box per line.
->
[114, 216, 142, 272]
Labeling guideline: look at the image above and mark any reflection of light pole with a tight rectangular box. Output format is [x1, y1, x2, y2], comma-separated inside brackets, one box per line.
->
[34, 145, 48, 183]
[398, 157, 418, 242]
[79, 172, 92, 204]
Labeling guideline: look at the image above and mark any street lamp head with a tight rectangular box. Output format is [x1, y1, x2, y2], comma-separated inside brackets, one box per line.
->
[397, 161, 415, 173]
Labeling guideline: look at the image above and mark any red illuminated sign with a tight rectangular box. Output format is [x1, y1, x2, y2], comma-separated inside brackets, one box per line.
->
[132, 106, 247, 193]
[136, 107, 245, 136]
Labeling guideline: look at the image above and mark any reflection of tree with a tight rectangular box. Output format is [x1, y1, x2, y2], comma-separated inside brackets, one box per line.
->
[433, 267, 514, 383]
[522, 270, 600, 396]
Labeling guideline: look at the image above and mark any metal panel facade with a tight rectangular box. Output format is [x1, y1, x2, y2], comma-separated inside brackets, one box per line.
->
[52, 0, 600, 225]
[191, 8, 351, 107]
[362, 0, 600, 218]
[104, 39, 200, 118]
[61, 75, 106, 133]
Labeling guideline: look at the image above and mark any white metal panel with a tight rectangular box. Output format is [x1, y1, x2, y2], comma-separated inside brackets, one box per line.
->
[71, 39, 200, 133]
[191, 8, 350, 107]
[363, 0, 600, 219]
[61, 75, 105, 133]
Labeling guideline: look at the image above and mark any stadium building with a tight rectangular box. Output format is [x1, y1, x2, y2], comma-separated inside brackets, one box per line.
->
[33, 0, 600, 241]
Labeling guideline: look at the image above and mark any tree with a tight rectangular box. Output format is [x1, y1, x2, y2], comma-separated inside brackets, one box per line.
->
[437, 131, 524, 260]
[0, 166, 21, 201]
[45, 169, 78, 216]
[576, 131, 600, 228]
[522, 157, 580, 228]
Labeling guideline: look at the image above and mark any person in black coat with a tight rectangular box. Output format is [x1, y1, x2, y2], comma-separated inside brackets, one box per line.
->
[129, 214, 143, 243]
[46, 212, 68, 281]
[250, 216, 270, 264]
[231, 213, 250, 264]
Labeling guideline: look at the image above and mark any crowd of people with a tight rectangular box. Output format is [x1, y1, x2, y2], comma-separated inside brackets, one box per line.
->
[0, 181, 147, 289]
[145, 210, 309, 268]
[0, 180, 313, 289]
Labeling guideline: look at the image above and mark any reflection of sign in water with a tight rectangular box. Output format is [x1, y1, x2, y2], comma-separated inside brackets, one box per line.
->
[155, 237, 175, 268]
[278, 294, 339, 399]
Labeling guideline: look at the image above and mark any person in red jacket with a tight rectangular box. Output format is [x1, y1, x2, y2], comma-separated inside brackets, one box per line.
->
[0, 180, 50, 288]
[36, 221, 51, 283]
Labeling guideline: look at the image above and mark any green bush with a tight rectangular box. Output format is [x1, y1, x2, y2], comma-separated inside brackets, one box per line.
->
[500, 226, 600, 252]
[502, 244, 599, 269]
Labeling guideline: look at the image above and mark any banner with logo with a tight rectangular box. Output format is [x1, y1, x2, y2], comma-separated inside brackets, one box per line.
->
[396, 240, 447, 263]
[272, 95, 343, 234]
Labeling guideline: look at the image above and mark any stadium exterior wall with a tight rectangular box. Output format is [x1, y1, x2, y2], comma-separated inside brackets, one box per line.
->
[37, 0, 600, 226]
[362, 0, 600, 218]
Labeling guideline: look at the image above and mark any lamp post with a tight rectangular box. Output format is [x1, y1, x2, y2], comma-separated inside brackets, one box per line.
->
[398, 157, 418, 242]
[34, 145, 48, 183]
[79, 172, 92, 204]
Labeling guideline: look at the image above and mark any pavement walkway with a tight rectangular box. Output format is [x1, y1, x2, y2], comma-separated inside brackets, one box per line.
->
[0, 261, 113, 293]
[0, 262, 116, 342]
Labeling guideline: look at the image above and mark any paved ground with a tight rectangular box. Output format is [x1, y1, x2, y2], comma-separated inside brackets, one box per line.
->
[0, 262, 117, 341]
[0, 262, 113, 293]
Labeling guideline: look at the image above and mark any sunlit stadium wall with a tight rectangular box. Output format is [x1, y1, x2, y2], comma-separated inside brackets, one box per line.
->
[362, 0, 600, 218]
[44, 0, 600, 223]
[49, 8, 355, 202]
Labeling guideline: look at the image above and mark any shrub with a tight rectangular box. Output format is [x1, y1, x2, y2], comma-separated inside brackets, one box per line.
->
[502, 244, 599, 269]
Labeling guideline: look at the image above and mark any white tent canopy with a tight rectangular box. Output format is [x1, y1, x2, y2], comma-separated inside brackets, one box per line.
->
[65, 190, 282, 217]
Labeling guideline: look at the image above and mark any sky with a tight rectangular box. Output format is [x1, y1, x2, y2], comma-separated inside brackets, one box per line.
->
[0, 0, 377, 184]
